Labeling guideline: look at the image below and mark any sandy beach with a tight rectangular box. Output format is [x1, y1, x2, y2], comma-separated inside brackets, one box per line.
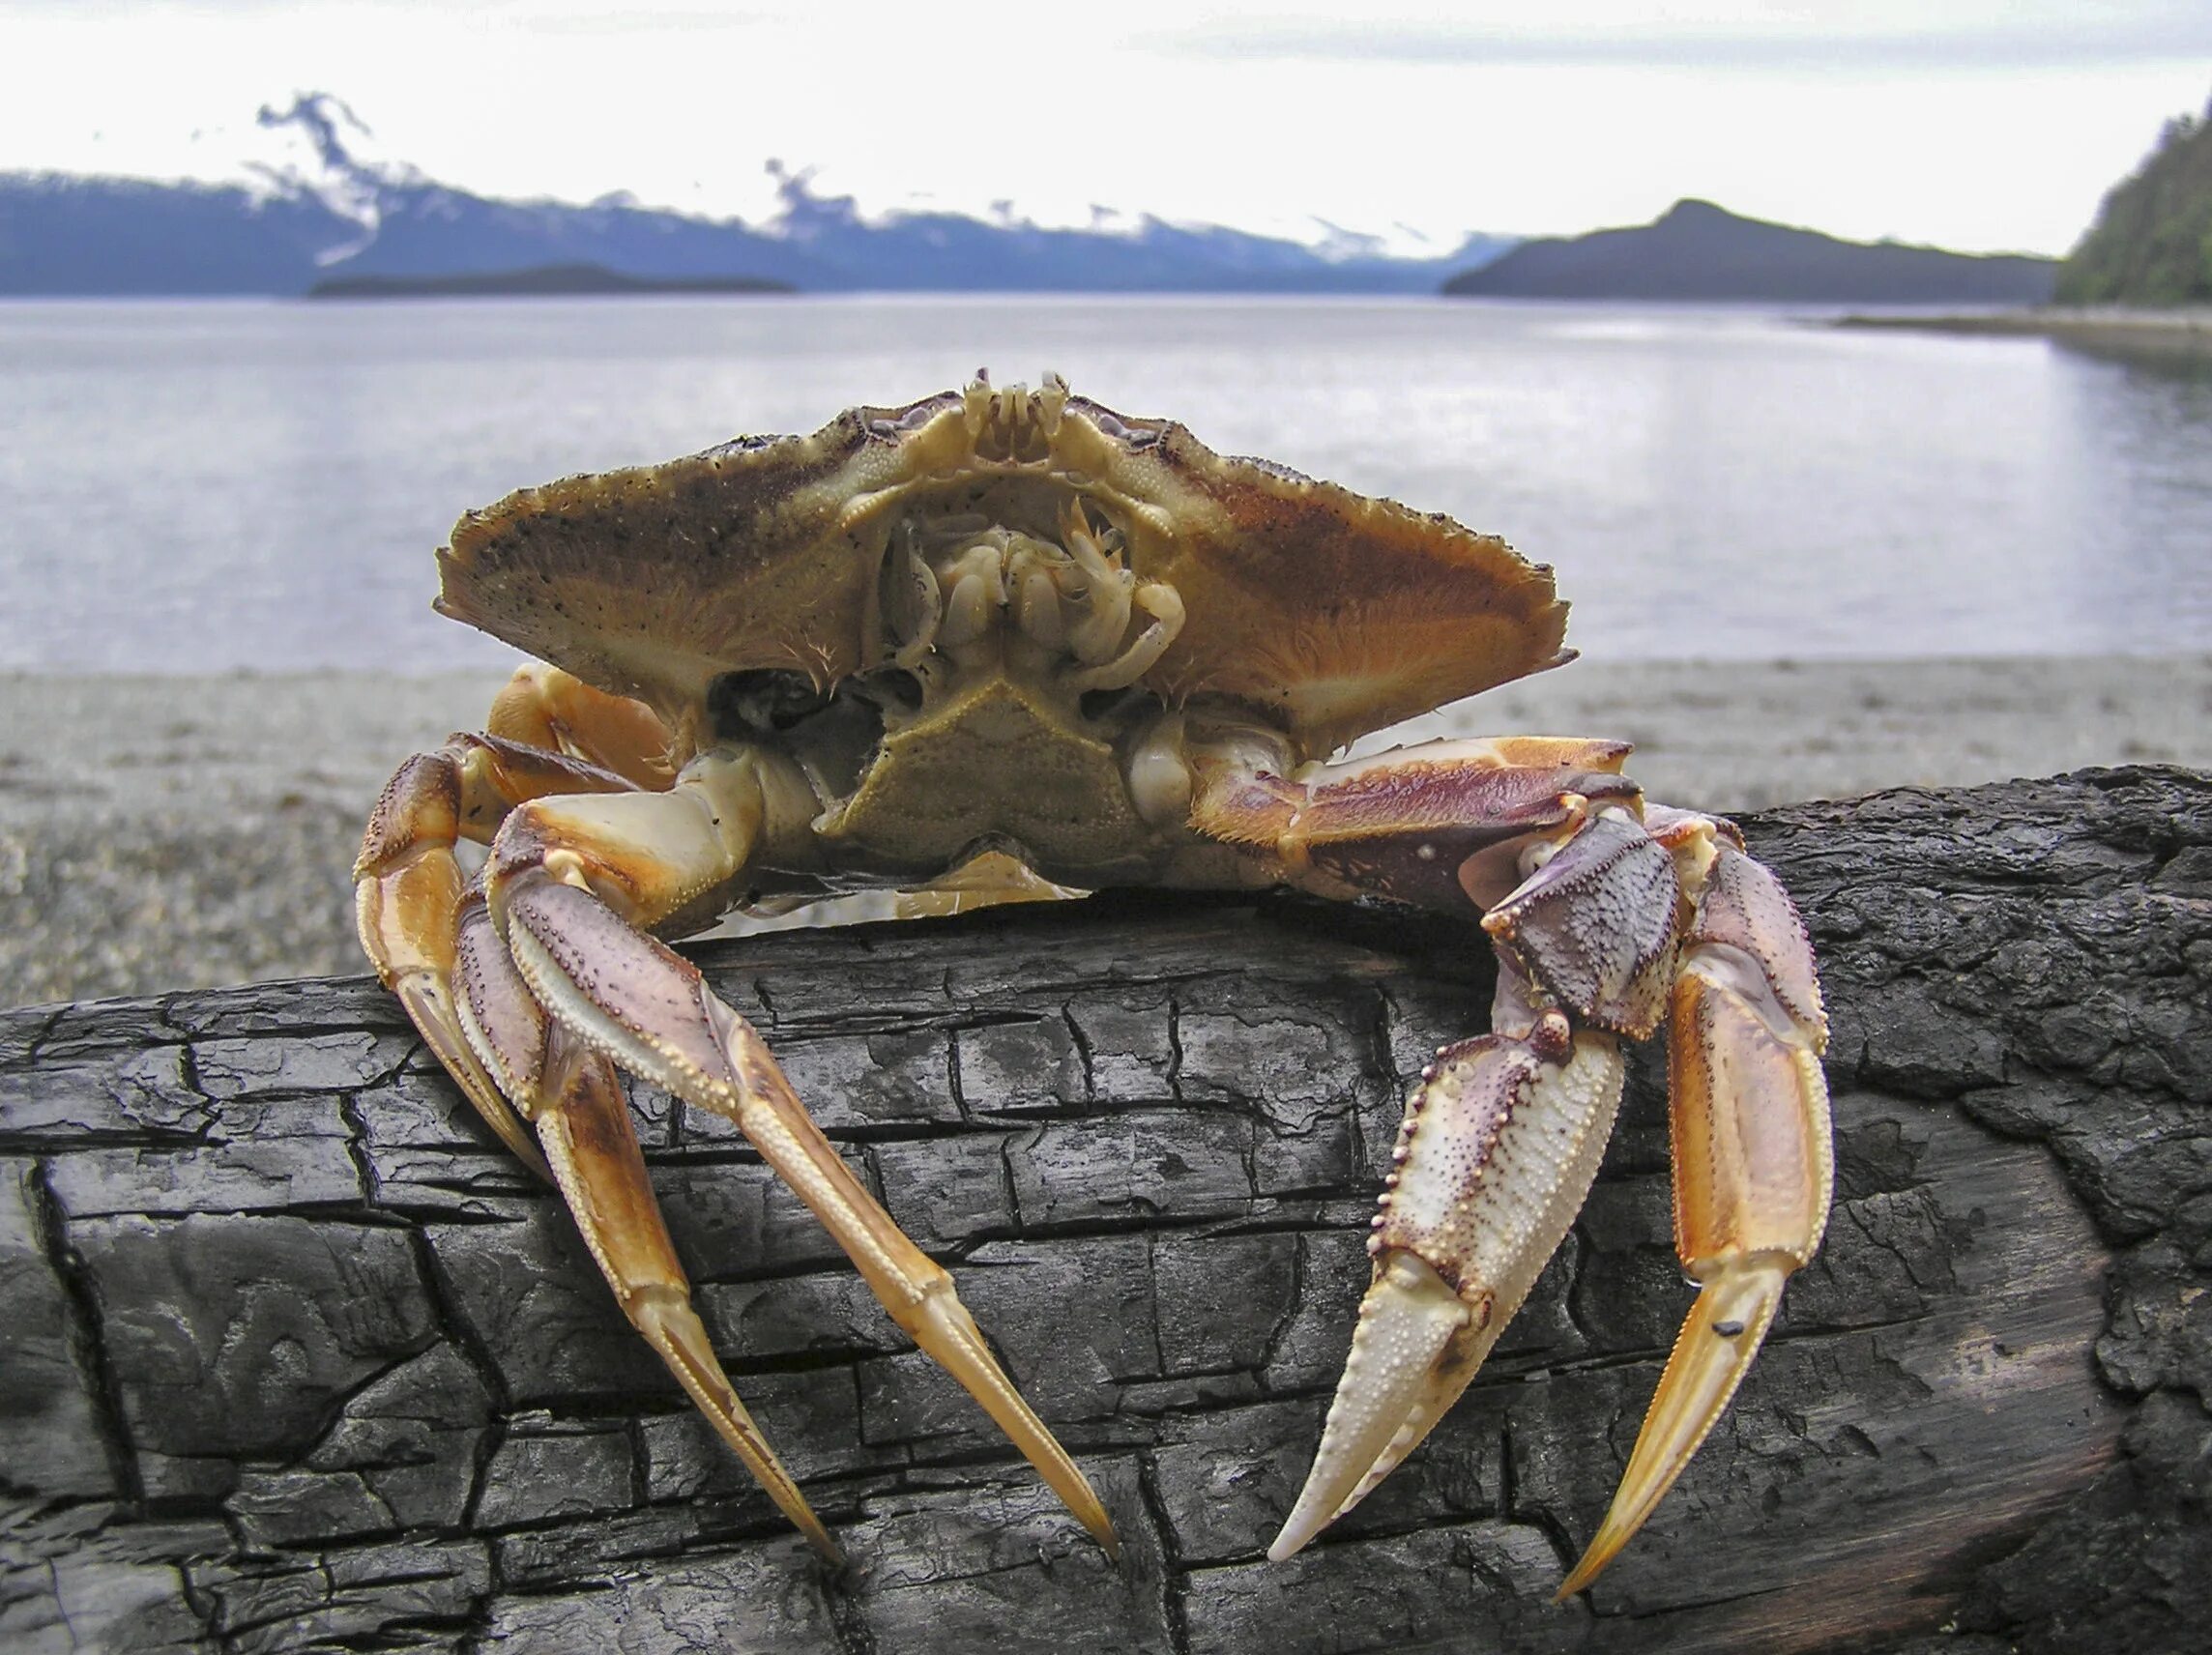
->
[4, 656, 2207, 1008]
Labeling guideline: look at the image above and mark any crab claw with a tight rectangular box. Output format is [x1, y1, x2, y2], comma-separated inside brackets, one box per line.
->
[1556, 839, 1830, 1598]
[1270, 1017, 1626, 1561]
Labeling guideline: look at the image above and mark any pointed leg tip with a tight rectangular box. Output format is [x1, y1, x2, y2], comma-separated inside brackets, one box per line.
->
[795, 1512, 846, 1566]
[1553, 1263, 1790, 1598]
[806, 1528, 850, 1570]
[393, 973, 554, 1182]
[1552, 1538, 1619, 1602]
[511, 1136, 555, 1184]
[628, 1292, 843, 1561]
[1064, 1475, 1120, 1558]
[908, 1289, 1121, 1555]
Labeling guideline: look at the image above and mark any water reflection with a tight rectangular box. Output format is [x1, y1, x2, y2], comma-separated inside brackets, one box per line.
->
[0, 296, 2206, 673]
[2047, 340, 2212, 656]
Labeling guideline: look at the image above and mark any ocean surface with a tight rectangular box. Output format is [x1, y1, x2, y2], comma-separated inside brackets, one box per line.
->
[2, 295, 2207, 673]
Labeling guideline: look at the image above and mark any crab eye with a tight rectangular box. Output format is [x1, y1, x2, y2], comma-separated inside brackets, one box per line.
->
[1084, 408, 1165, 450]
[705, 431, 784, 461]
[870, 396, 956, 441]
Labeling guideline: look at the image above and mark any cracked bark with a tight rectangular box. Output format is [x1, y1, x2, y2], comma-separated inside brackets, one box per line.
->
[2, 767, 2208, 1655]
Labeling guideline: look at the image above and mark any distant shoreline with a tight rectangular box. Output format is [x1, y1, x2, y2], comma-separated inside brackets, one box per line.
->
[1832, 305, 2212, 359]
[306, 262, 795, 300]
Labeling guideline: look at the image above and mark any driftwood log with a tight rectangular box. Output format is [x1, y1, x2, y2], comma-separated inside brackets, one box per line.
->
[2, 768, 2208, 1655]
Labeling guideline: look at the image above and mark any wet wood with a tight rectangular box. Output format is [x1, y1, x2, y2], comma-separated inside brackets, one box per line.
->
[2, 767, 2207, 1654]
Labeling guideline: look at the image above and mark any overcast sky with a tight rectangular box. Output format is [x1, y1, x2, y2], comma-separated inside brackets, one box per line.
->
[5, 1, 2209, 255]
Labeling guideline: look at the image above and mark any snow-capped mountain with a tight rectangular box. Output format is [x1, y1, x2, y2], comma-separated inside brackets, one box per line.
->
[0, 94, 1514, 296]
[234, 94, 403, 262]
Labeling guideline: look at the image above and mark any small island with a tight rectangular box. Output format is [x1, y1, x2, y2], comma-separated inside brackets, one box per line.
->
[306, 261, 794, 299]
[1441, 198, 2056, 304]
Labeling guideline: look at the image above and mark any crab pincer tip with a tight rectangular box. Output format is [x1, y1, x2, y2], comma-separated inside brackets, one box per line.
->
[1269, 1252, 1470, 1563]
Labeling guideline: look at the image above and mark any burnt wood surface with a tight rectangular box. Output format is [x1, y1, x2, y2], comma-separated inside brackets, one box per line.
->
[1, 768, 2207, 1655]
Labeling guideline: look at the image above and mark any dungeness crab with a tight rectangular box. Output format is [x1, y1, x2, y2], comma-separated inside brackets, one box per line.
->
[357, 375, 1831, 1594]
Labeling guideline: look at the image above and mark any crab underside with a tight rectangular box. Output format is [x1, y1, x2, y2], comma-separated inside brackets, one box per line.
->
[356, 376, 1831, 1595]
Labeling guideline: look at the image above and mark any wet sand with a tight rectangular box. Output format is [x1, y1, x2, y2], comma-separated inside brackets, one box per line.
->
[4, 656, 2207, 1007]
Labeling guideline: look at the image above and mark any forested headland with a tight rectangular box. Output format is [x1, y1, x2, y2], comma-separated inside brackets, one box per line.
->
[2058, 92, 2212, 305]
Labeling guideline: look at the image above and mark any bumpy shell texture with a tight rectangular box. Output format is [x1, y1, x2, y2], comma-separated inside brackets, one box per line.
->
[434, 383, 1572, 755]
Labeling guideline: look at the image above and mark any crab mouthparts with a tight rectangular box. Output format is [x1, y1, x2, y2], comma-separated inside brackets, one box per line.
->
[873, 496, 1185, 699]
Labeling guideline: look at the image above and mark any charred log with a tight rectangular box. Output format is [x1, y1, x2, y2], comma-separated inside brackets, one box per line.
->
[1, 768, 2207, 1654]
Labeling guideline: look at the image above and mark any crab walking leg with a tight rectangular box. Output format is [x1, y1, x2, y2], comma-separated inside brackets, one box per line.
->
[1556, 811, 1831, 1598]
[356, 730, 650, 1176]
[454, 922, 840, 1559]
[357, 663, 674, 1172]
[482, 749, 1121, 1556]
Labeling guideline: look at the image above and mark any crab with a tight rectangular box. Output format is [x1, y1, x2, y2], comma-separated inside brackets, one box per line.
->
[356, 373, 1831, 1594]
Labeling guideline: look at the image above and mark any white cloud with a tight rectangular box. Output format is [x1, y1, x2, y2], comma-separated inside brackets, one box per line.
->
[1152, 0, 2212, 68]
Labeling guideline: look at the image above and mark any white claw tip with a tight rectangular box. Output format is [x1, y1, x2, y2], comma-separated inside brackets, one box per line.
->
[1270, 1253, 1469, 1562]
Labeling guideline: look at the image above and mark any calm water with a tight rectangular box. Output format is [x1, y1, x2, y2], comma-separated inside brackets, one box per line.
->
[2, 295, 2208, 673]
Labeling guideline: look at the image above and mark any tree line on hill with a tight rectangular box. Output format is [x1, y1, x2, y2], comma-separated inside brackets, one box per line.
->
[2057, 92, 2212, 306]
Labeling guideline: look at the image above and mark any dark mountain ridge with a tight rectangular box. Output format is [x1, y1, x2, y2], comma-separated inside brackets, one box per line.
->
[0, 171, 363, 296]
[0, 95, 1510, 297]
[1443, 198, 2056, 304]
